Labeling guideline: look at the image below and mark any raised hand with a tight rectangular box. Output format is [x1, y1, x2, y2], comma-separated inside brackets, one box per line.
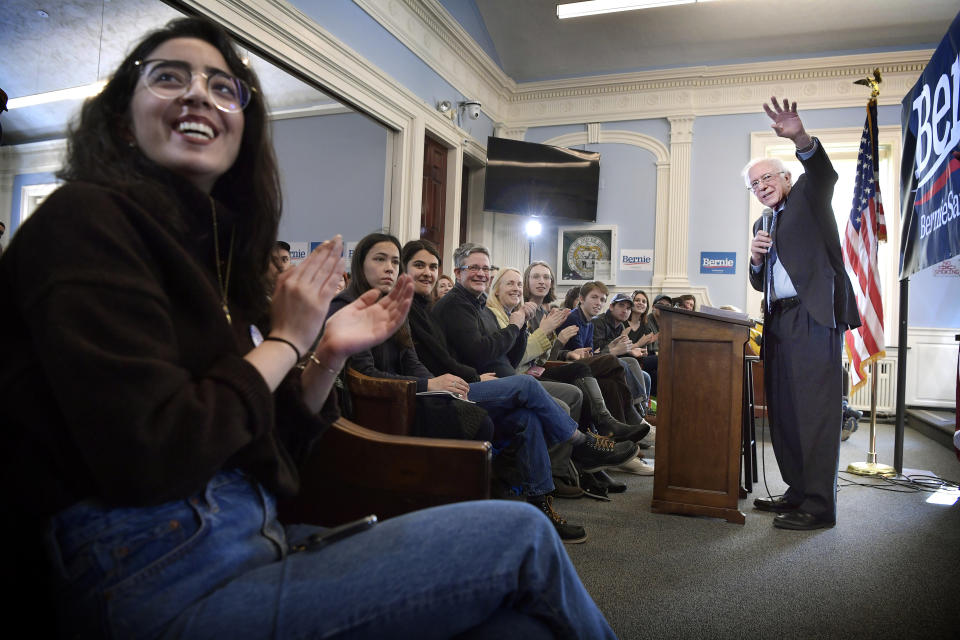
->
[763, 97, 812, 149]
[607, 335, 631, 356]
[318, 273, 414, 362]
[269, 236, 345, 355]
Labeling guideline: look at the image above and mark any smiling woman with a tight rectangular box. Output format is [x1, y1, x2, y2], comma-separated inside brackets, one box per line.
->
[2, 16, 616, 640]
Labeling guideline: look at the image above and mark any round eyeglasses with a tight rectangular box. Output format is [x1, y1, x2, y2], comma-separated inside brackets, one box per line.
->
[746, 171, 786, 193]
[135, 59, 253, 113]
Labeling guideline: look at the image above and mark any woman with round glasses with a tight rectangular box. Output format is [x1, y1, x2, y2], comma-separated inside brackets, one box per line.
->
[0, 17, 614, 639]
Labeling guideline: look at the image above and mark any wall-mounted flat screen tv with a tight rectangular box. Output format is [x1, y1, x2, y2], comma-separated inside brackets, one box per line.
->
[483, 136, 600, 222]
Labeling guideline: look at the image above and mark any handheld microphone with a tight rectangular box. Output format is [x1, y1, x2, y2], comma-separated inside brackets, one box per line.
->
[761, 207, 773, 234]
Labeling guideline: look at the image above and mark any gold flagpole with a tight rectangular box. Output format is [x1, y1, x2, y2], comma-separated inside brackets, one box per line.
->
[848, 362, 895, 476]
[846, 69, 895, 478]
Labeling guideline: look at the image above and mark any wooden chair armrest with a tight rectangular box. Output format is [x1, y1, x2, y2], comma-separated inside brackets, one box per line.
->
[278, 417, 491, 527]
[345, 367, 417, 435]
[542, 360, 568, 369]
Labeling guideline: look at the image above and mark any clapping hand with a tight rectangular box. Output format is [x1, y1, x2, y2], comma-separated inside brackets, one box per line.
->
[608, 335, 631, 356]
[270, 236, 345, 355]
[540, 308, 570, 335]
[319, 273, 414, 362]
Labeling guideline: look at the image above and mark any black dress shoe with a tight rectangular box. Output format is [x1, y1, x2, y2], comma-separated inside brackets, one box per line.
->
[773, 510, 835, 531]
[594, 470, 627, 494]
[753, 496, 799, 513]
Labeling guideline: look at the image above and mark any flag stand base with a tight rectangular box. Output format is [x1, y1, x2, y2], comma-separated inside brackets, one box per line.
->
[846, 461, 896, 477]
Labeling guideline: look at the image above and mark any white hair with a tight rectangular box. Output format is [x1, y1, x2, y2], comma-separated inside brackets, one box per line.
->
[741, 157, 788, 187]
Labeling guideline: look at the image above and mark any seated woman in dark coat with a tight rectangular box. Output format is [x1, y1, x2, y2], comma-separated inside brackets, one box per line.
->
[0, 17, 616, 638]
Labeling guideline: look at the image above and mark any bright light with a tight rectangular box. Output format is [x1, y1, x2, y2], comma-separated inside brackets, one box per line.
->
[525, 219, 542, 237]
[557, 0, 713, 19]
[7, 80, 108, 110]
[926, 488, 960, 506]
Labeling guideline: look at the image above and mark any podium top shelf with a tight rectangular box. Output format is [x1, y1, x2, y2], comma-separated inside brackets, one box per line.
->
[659, 305, 756, 328]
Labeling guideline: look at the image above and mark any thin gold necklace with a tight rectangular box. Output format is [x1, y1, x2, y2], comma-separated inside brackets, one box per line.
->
[210, 195, 235, 325]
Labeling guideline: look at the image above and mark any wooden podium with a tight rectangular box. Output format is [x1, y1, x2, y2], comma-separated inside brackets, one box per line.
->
[651, 306, 754, 524]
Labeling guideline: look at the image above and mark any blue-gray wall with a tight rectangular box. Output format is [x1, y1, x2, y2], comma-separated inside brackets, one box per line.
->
[273, 112, 388, 245]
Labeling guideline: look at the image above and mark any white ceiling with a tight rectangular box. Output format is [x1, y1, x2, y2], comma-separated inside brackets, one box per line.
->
[0, 0, 957, 145]
[0, 0, 332, 145]
[474, 0, 957, 82]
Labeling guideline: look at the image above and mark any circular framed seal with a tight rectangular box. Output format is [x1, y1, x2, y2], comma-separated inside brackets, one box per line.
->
[565, 234, 610, 279]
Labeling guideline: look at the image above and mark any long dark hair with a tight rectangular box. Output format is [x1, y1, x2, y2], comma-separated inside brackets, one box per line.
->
[631, 289, 651, 326]
[58, 16, 280, 317]
[348, 232, 411, 347]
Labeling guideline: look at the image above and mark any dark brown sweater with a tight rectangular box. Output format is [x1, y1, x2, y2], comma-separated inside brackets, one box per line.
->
[0, 180, 333, 520]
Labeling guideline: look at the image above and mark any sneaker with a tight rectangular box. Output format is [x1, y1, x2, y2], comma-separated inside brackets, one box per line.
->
[532, 496, 588, 544]
[616, 456, 655, 476]
[571, 433, 640, 473]
[642, 422, 656, 444]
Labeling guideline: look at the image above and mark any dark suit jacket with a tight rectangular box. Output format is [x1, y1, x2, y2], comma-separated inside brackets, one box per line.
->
[749, 142, 861, 332]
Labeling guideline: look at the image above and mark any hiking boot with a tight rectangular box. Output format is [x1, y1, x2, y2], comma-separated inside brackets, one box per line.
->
[552, 477, 585, 499]
[531, 495, 587, 544]
[571, 433, 640, 472]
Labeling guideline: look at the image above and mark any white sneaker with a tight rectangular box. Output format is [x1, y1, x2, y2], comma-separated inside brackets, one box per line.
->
[641, 422, 655, 443]
[616, 456, 654, 476]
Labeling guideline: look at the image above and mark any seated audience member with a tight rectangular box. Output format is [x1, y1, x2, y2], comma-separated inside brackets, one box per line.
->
[557, 283, 646, 400]
[265, 239, 291, 296]
[434, 273, 454, 299]
[562, 285, 581, 310]
[489, 262, 647, 443]
[0, 17, 616, 638]
[489, 266, 653, 477]
[676, 294, 696, 311]
[647, 294, 673, 356]
[328, 233, 493, 442]
[338, 234, 638, 543]
[627, 289, 660, 396]
[592, 293, 653, 400]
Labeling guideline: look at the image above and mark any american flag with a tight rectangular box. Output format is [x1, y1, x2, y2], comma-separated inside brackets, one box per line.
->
[842, 101, 887, 393]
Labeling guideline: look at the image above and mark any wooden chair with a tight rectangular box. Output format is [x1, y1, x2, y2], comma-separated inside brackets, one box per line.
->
[344, 367, 417, 436]
[279, 369, 492, 526]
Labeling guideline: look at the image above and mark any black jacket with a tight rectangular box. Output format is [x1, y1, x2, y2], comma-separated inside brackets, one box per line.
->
[329, 290, 433, 391]
[749, 141, 861, 331]
[431, 282, 527, 378]
[408, 293, 481, 382]
[591, 309, 625, 354]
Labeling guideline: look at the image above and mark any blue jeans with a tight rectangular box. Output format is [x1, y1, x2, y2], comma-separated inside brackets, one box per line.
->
[469, 375, 579, 496]
[618, 357, 650, 401]
[44, 470, 615, 639]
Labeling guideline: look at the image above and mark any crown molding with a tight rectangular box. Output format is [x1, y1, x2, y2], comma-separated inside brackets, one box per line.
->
[504, 50, 932, 126]
[353, 0, 514, 123]
[353, 1, 932, 129]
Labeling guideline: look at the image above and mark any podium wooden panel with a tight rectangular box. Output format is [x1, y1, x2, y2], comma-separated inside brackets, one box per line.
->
[651, 307, 753, 524]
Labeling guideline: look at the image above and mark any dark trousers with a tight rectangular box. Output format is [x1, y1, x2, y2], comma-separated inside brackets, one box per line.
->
[764, 303, 843, 522]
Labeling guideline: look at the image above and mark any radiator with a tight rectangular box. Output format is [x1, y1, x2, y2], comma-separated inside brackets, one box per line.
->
[844, 355, 897, 415]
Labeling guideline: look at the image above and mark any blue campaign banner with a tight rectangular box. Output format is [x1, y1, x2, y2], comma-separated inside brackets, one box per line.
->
[700, 251, 736, 275]
[900, 10, 960, 279]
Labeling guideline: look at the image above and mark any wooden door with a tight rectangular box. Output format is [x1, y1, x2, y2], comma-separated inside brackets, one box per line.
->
[421, 135, 447, 255]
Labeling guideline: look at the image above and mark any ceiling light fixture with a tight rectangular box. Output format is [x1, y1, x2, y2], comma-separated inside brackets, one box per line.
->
[7, 81, 108, 110]
[557, 0, 714, 19]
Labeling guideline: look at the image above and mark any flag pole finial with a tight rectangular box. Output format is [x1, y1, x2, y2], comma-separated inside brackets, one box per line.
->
[853, 68, 882, 102]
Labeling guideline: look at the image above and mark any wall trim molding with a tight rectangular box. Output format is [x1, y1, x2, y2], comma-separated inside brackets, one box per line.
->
[351, 0, 931, 126]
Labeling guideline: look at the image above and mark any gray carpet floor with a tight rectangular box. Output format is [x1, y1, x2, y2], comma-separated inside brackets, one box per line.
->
[559, 421, 960, 639]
